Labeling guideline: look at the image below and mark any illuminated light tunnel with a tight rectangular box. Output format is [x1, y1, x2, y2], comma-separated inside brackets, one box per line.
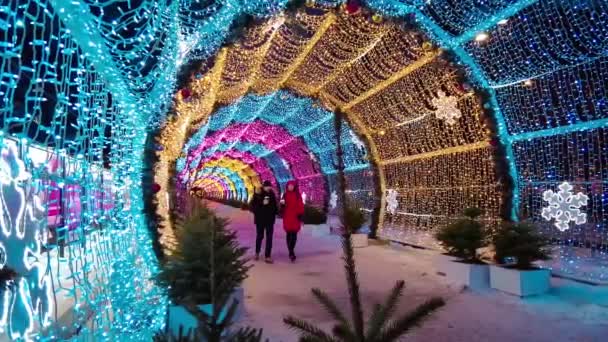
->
[197, 158, 262, 200]
[179, 92, 372, 208]
[157, 1, 608, 283]
[2, 0, 608, 340]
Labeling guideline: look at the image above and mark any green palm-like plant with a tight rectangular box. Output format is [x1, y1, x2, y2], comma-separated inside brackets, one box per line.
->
[282, 110, 445, 342]
[283, 230, 445, 342]
[228, 327, 268, 342]
[302, 205, 328, 225]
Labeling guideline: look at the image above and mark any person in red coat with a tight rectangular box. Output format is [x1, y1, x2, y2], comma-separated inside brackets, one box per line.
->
[281, 180, 304, 262]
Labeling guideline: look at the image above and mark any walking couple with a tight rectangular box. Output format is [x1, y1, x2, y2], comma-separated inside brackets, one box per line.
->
[249, 180, 304, 264]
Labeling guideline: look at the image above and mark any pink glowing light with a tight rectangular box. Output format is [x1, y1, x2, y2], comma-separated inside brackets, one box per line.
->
[186, 121, 328, 206]
[189, 121, 318, 177]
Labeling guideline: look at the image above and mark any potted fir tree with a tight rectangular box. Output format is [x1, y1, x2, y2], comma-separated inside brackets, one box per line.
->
[156, 202, 250, 341]
[342, 202, 368, 248]
[435, 208, 489, 289]
[301, 204, 327, 225]
[490, 222, 551, 297]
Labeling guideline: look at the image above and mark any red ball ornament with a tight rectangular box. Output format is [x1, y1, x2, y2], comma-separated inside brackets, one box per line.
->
[180, 88, 192, 99]
[344, 0, 360, 14]
[152, 183, 161, 193]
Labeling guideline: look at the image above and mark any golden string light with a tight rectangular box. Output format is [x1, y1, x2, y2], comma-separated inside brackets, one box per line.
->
[253, 12, 336, 93]
[324, 26, 426, 102]
[342, 51, 439, 110]
[217, 19, 284, 104]
[154, 49, 227, 250]
[286, 11, 386, 96]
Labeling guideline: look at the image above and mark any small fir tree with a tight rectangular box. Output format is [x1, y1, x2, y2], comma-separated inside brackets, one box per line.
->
[341, 201, 366, 234]
[492, 222, 550, 269]
[435, 207, 486, 263]
[156, 202, 250, 341]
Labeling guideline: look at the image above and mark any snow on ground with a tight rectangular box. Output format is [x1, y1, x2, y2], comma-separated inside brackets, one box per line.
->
[209, 203, 608, 342]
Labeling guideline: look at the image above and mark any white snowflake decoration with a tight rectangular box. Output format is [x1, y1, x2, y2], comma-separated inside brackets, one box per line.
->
[349, 130, 366, 151]
[329, 191, 338, 209]
[541, 182, 589, 232]
[281, 158, 290, 170]
[308, 151, 318, 162]
[385, 189, 399, 215]
[432, 90, 461, 125]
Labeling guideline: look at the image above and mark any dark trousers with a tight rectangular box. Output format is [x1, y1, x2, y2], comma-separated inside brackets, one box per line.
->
[286, 232, 298, 256]
[255, 223, 274, 258]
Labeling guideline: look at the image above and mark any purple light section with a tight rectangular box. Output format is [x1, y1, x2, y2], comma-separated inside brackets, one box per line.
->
[188, 121, 319, 177]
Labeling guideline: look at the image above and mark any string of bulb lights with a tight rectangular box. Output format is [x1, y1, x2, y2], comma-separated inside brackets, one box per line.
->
[1, 0, 608, 340]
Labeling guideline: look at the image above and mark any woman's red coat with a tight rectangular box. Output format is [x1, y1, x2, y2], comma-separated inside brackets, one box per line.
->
[282, 182, 304, 233]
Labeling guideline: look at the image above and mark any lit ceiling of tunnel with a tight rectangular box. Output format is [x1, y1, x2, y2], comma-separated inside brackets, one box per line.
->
[194, 174, 238, 198]
[156, 0, 608, 255]
[181, 141, 294, 182]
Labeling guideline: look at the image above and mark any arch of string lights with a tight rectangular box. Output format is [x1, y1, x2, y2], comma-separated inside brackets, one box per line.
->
[178, 91, 370, 208]
[157, 0, 608, 282]
[1, 0, 608, 339]
[195, 165, 252, 202]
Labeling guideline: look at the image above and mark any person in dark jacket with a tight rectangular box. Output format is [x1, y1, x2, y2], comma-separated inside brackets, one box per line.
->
[250, 180, 278, 263]
[250, 187, 262, 225]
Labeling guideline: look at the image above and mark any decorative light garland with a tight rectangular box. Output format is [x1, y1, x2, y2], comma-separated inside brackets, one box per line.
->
[3, 0, 608, 339]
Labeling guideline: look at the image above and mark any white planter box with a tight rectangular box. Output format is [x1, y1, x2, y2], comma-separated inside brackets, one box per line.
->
[490, 266, 551, 297]
[167, 287, 244, 338]
[439, 260, 490, 290]
[351, 233, 369, 248]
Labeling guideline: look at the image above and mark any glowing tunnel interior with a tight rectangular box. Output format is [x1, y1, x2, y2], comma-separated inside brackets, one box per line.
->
[3, 0, 608, 339]
[179, 91, 372, 208]
[160, 3, 504, 249]
[155, 0, 608, 258]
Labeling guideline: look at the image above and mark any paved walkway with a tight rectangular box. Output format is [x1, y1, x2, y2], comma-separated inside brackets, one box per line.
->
[209, 203, 608, 342]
